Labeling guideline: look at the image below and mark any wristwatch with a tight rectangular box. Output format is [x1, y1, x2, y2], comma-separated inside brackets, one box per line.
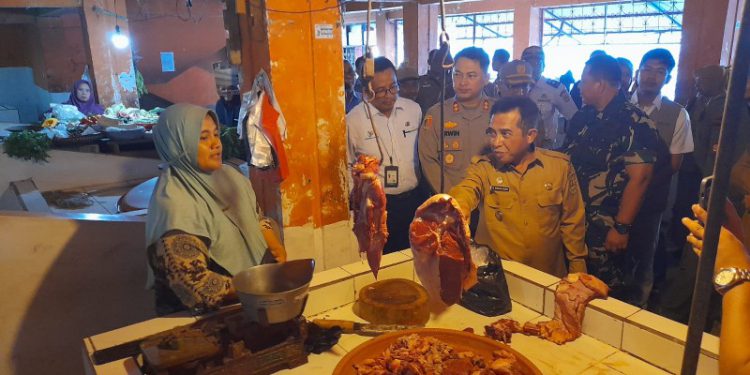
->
[714, 267, 750, 295]
[612, 221, 632, 235]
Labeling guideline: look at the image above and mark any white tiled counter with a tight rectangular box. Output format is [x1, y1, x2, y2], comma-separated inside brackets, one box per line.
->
[83, 251, 719, 375]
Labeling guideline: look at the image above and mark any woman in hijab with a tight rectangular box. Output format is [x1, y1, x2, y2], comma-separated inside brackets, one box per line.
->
[64, 80, 104, 115]
[146, 103, 286, 315]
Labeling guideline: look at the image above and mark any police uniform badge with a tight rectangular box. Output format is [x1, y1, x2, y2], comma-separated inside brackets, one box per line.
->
[452, 140, 460, 150]
[445, 153, 455, 164]
[445, 121, 458, 129]
[483, 100, 490, 111]
[424, 115, 433, 129]
[452, 102, 460, 113]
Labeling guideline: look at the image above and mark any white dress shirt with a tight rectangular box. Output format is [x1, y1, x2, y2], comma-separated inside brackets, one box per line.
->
[528, 76, 579, 148]
[346, 97, 422, 195]
[631, 92, 694, 154]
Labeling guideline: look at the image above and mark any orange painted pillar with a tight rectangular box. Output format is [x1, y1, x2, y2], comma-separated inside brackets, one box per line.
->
[81, 0, 138, 107]
[234, 0, 356, 268]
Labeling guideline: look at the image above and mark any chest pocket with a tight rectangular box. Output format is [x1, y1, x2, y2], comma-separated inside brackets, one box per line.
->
[535, 189, 563, 235]
[486, 191, 514, 209]
[537, 190, 563, 207]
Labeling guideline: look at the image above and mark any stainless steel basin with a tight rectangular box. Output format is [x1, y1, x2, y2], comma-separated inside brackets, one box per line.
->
[232, 259, 315, 325]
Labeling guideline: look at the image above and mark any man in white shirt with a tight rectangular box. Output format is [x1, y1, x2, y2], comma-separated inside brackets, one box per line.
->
[521, 46, 579, 149]
[346, 57, 423, 253]
[627, 48, 694, 307]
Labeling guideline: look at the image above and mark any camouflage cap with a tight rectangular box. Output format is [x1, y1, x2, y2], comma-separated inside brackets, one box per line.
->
[499, 60, 534, 85]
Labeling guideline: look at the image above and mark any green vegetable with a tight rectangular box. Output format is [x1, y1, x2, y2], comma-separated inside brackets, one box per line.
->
[3, 131, 51, 163]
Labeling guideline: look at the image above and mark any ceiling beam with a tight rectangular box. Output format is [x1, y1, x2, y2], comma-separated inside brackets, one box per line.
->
[0, 0, 82, 8]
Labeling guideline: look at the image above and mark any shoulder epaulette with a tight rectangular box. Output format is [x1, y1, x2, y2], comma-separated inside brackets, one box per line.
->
[538, 148, 570, 162]
[545, 78, 561, 88]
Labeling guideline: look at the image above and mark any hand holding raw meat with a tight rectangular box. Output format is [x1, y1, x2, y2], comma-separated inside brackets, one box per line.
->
[350, 155, 388, 278]
[409, 194, 477, 306]
[523, 273, 609, 344]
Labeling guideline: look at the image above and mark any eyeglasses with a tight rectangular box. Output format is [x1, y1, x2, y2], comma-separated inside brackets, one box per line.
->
[372, 84, 399, 98]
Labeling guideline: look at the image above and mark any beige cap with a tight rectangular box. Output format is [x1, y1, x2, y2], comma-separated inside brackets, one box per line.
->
[499, 60, 534, 85]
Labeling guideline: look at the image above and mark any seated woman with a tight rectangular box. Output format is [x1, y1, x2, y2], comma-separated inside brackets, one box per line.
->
[146, 103, 286, 316]
[64, 80, 104, 116]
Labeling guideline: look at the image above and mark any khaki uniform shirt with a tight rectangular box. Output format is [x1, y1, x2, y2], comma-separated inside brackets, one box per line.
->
[448, 149, 587, 277]
[418, 95, 495, 193]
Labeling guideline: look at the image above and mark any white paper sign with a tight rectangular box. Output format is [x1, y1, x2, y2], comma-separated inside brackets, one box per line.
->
[315, 24, 334, 39]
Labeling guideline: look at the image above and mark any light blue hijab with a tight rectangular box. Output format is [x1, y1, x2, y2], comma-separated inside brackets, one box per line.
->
[146, 103, 267, 281]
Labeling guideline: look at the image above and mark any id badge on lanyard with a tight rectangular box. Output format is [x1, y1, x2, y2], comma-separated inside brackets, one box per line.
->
[384, 165, 399, 188]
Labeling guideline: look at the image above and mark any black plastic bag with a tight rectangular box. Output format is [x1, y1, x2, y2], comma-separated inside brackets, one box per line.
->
[460, 244, 512, 316]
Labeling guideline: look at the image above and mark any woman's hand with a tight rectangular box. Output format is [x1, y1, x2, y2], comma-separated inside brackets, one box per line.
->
[682, 202, 750, 273]
[260, 217, 287, 263]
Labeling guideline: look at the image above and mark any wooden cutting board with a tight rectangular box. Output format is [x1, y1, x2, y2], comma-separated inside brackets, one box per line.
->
[353, 278, 430, 326]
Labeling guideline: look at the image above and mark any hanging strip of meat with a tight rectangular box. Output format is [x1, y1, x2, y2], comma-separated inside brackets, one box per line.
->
[350, 155, 388, 278]
[409, 194, 477, 306]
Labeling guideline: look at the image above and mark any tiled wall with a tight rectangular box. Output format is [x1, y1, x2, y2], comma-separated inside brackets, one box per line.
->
[304, 254, 720, 375]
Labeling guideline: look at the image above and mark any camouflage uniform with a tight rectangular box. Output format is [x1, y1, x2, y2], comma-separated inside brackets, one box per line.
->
[562, 93, 662, 292]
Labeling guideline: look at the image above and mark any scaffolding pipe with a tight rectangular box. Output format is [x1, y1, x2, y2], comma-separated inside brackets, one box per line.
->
[680, 0, 750, 373]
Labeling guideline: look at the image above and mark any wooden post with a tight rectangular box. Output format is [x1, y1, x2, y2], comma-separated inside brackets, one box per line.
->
[402, 2, 437, 74]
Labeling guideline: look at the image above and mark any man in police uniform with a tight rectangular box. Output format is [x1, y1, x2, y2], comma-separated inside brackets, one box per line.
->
[419, 47, 495, 194]
[522, 46, 579, 149]
[449, 96, 587, 277]
[347, 57, 423, 253]
[563, 55, 662, 300]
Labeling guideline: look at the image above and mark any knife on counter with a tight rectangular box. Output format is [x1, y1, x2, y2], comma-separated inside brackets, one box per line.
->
[311, 319, 422, 336]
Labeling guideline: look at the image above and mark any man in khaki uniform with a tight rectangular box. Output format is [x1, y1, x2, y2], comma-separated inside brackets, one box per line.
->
[449, 96, 587, 277]
[419, 47, 495, 194]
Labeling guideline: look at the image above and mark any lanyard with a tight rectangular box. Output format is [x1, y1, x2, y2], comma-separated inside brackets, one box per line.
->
[363, 102, 396, 166]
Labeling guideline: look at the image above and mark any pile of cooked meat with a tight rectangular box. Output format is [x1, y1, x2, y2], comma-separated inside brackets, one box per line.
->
[353, 334, 524, 375]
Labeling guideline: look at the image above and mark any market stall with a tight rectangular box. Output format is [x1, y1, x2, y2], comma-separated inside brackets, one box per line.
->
[82, 252, 719, 375]
[0, 103, 162, 159]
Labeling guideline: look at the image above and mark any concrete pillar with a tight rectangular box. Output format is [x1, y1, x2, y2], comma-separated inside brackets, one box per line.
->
[403, 3, 438, 74]
[375, 10, 396, 63]
[81, 0, 138, 107]
[233, 0, 357, 270]
[512, 0, 541, 59]
[674, 0, 735, 104]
